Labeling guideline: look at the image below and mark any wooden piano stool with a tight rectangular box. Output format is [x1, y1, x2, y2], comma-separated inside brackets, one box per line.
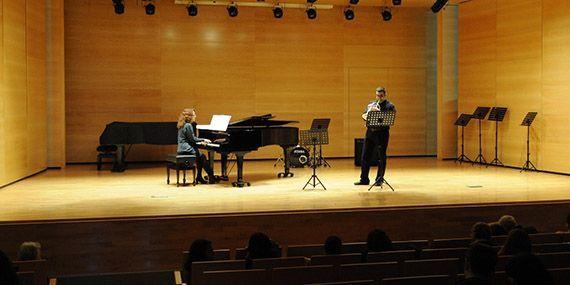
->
[166, 154, 197, 187]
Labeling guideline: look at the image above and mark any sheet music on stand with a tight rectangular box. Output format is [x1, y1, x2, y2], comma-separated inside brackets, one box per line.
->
[196, 115, 232, 131]
[488, 107, 508, 122]
[472, 107, 491, 120]
[366, 111, 396, 128]
[521, 112, 538, 126]
[300, 129, 329, 146]
[310, 118, 331, 130]
[454, 114, 473, 126]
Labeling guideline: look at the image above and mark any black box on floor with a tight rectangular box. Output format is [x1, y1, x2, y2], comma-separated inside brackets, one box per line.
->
[354, 138, 378, 166]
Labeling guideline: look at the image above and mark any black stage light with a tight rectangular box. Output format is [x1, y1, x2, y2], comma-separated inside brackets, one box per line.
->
[307, 0, 317, 3]
[349, 0, 359, 5]
[381, 7, 392, 21]
[187, 3, 198, 16]
[112, 0, 125, 15]
[431, 0, 448, 13]
[393, 0, 402, 5]
[344, 7, 354, 20]
[306, 6, 317, 20]
[145, 2, 155, 15]
[273, 5, 283, 18]
[227, 4, 238, 17]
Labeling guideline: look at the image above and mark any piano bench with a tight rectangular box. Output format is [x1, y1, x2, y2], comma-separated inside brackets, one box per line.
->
[96, 150, 117, 171]
[166, 154, 197, 187]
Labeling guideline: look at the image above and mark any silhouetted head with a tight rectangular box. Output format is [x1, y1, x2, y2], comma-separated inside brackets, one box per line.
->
[247, 232, 273, 259]
[366, 229, 392, 252]
[471, 222, 492, 241]
[324, 235, 342, 255]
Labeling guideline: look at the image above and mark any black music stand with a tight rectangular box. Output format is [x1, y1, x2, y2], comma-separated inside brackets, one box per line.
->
[455, 114, 473, 164]
[365, 111, 396, 192]
[472, 107, 491, 166]
[520, 112, 538, 172]
[488, 107, 508, 166]
[301, 130, 327, 190]
[310, 118, 331, 167]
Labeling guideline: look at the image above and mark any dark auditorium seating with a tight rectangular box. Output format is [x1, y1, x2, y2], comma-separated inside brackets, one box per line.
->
[537, 252, 570, 269]
[51, 270, 177, 285]
[392, 240, 429, 251]
[549, 267, 570, 285]
[533, 242, 570, 253]
[529, 232, 565, 244]
[235, 246, 283, 260]
[420, 247, 467, 260]
[203, 269, 269, 285]
[287, 244, 324, 257]
[366, 250, 417, 263]
[307, 280, 375, 285]
[402, 258, 461, 277]
[251, 256, 307, 269]
[310, 253, 362, 266]
[430, 238, 472, 249]
[271, 265, 336, 285]
[191, 260, 245, 285]
[381, 275, 453, 285]
[182, 248, 230, 262]
[13, 260, 48, 285]
[16, 271, 36, 285]
[339, 262, 400, 282]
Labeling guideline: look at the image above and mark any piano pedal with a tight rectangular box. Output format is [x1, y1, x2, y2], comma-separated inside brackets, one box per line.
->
[278, 172, 294, 178]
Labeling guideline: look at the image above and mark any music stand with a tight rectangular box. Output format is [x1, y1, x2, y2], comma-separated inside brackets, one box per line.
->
[365, 111, 396, 192]
[488, 107, 508, 166]
[472, 107, 491, 166]
[310, 118, 331, 167]
[454, 114, 473, 164]
[300, 129, 327, 190]
[520, 112, 538, 172]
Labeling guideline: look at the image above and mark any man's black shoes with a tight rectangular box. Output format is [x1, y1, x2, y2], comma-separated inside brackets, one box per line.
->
[354, 180, 370, 185]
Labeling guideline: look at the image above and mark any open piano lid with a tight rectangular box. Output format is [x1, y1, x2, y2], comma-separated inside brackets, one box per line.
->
[229, 113, 299, 127]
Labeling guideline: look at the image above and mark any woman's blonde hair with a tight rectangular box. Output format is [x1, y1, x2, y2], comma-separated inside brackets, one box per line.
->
[177, 108, 196, 129]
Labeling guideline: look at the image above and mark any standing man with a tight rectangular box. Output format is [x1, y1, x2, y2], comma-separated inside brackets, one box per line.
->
[355, 86, 396, 186]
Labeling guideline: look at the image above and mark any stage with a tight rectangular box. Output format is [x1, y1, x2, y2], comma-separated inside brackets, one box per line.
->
[1, 157, 569, 222]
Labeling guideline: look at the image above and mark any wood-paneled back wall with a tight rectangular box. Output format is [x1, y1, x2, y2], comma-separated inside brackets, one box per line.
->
[459, 0, 570, 174]
[65, 0, 437, 162]
[0, 0, 48, 186]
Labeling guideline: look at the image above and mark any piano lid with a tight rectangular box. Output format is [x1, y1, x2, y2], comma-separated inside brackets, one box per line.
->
[229, 114, 299, 127]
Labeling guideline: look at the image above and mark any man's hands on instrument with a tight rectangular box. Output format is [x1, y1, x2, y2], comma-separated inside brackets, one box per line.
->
[200, 139, 212, 145]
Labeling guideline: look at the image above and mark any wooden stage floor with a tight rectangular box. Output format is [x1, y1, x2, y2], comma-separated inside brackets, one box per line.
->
[1, 158, 569, 222]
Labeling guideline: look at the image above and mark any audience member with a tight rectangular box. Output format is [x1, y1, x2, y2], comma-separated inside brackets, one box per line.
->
[556, 213, 570, 233]
[182, 239, 214, 284]
[505, 252, 553, 285]
[470, 222, 492, 245]
[246, 232, 274, 260]
[0, 250, 19, 285]
[499, 229, 532, 256]
[324, 235, 342, 255]
[499, 215, 518, 233]
[18, 242, 42, 261]
[489, 222, 507, 236]
[457, 241, 497, 285]
[361, 229, 393, 262]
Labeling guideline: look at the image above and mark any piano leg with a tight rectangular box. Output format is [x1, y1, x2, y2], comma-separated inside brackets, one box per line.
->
[112, 144, 126, 172]
[207, 149, 215, 174]
[232, 152, 250, 187]
[220, 153, 229, 181]
[278, 146, 295, 178]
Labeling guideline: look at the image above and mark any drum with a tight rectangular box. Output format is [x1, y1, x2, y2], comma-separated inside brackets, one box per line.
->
[289, 146, 310, 168]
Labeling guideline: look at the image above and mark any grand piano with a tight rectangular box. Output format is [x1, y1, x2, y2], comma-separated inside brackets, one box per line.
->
[199, 114, 299, 187]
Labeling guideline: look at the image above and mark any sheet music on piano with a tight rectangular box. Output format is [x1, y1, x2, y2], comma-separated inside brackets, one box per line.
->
[197, 115, 232, 132]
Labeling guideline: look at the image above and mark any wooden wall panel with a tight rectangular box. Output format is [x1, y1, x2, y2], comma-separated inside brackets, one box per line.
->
[0, 0, 49, 186]
[458, 0, 496, 161]
[47, 0, 66, 168]
[495, 0, 542, 167]
[459, 0, 570, 173]
[542, 0, 570, 173]
[65, 1, 436, 162]
[436, 6, 458, 159]
[3, 0, 29, 184]
[26, 0, 47, 173]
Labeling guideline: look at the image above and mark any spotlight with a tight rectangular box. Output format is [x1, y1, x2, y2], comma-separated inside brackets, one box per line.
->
[344, 7, 354, 21]
[392, 0, 402, 5]
[273, 5, 283, 19]
[227, 4, 238, 17]
[187, 3, 198, 16]
[307, 0, 317, 3]
[112, 0, 124, 15]
[349, 0, 359, 5]
[431, 0, 448, 13]
[381, 7, 392, 21]
[306, 6, 317, 20]
[145, 2, 155, 15]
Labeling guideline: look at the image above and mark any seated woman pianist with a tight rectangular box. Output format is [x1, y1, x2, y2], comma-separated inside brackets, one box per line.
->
[177, 108, 219, 184]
